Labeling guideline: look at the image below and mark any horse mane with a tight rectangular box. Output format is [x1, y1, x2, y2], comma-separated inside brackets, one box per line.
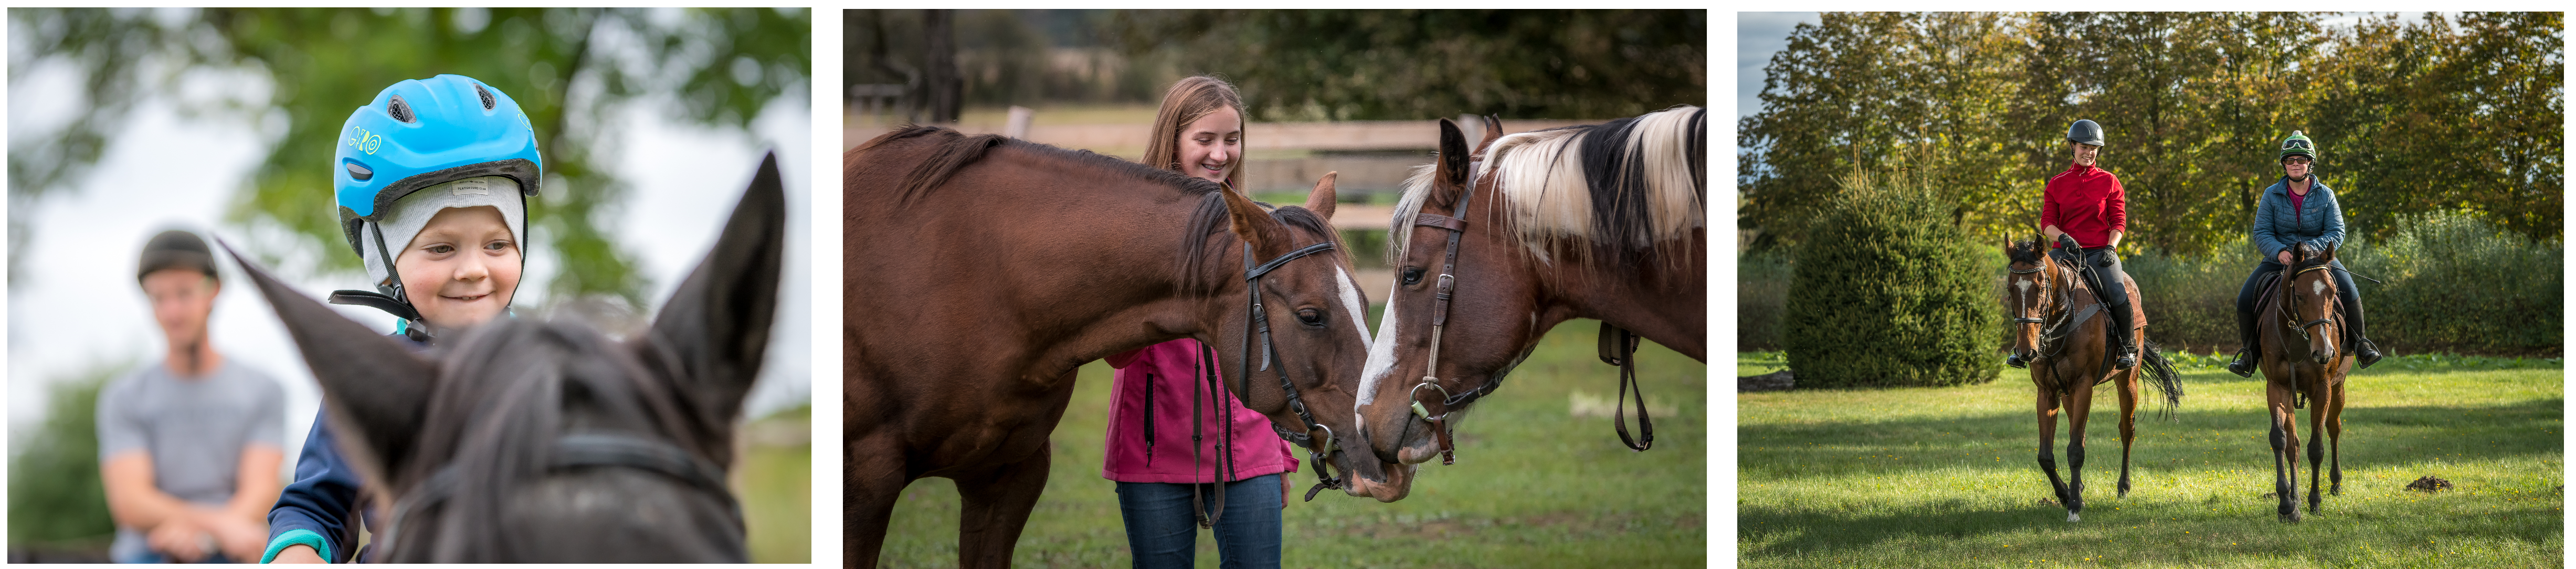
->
[1179, 195, 1338, 297]
[851, 124, 1325, 298]
[856, 124, 1217, 207]
[407, 319, 697, 560]
[1388, 106, 1706, 266]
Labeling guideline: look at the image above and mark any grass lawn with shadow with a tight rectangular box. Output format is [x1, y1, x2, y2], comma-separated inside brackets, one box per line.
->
[1739, 354, 2561, 568]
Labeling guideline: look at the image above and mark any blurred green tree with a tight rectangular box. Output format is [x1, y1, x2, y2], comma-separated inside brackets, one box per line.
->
[1741, 12, 2562, 255]
[1105, 9, 1705, 120]
[6, 363, 124, 550]
[8, 8, 810, 305]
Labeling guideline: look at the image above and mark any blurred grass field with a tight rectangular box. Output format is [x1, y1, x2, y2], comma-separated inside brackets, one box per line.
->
[736, 406, 812, 563]
[1737, 352, 2562, 568]
[880, 320, 1706, 567]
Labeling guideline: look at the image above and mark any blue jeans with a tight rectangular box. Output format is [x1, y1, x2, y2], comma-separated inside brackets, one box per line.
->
[1115, 473, 1284, 569]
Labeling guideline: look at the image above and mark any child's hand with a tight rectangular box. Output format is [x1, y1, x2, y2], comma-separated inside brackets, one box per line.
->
[1281, 474, 1292, 504]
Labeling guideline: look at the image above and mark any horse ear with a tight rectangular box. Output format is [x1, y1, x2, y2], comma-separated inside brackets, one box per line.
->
[1221, 182, 1292, 259]
[223, 241, 435, 488]
[1433, 118, 1472, 207]
[1474, 114, 1504, 158]
[635, 152, 786, 439]
[1302, 171, 1339, 220]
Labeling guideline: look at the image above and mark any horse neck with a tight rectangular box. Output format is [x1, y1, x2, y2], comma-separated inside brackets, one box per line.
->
[1537, 231, 1707, 360]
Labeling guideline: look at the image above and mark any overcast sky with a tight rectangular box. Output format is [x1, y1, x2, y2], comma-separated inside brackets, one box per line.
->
[6, 66, 815, 467]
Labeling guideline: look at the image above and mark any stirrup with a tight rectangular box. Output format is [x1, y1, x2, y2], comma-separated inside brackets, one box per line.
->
[2356, 338, 2383, 368]
[2225, 350, 2256, 377]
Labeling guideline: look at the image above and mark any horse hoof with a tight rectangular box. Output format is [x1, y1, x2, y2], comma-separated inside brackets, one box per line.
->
[2067, 512, 2082, 522]
[2279, 512, 2301, 523]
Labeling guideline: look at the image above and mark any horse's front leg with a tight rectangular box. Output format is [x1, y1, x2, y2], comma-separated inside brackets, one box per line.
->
[2034, 383, 2071, 512]
[2267, 381, 2303, 523]
[2065, 378, 2096, 521]
[2327, 381, 2347, 496]
[2305, 377, 2329, 514]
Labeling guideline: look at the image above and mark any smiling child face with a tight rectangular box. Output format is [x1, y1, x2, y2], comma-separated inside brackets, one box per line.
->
[1177, 106, 1242, 183]
[395, 205, 521, 331]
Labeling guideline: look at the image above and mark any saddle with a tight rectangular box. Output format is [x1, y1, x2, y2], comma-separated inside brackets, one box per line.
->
[2043, 250, 2148, 339]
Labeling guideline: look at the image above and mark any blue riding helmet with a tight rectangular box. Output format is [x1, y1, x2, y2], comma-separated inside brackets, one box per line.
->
[329, 75, 540, 341]
[334, 74, 541, 258]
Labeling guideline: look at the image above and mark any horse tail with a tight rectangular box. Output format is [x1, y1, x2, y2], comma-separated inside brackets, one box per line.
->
[2139, 339, 2186, 420]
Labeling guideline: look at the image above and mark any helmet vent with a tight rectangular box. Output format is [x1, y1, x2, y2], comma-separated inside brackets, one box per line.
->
[475, 83, 495, 111]
[386, 94, 416, 123]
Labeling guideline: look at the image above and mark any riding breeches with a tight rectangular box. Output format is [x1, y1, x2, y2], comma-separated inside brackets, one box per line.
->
[2235, 259, 2367, 348]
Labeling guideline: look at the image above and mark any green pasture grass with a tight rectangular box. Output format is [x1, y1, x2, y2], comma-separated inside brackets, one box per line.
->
[881, 320, 1707, 567]
[1739, 354, 2562, 568]
[736, 406, 812, 563]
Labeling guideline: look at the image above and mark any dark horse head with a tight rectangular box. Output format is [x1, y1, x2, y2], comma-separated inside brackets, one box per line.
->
[2003, 234, 2070, 365]
[2283, 242, 2343, 365]
[235, 154, 786, 562]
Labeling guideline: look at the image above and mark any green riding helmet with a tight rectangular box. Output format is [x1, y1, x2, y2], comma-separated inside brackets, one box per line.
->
[2278, 131, 2317, 163]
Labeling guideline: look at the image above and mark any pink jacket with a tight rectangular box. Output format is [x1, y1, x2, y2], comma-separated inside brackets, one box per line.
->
[1101, 339, 1298, 483]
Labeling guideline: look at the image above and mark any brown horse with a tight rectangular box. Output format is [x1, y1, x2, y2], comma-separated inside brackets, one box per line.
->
[842, 127, 1387, 566]
[2257, 242, 2353, 522]
[1349, 108, 1707, 502]
[2002, 237, 2183, 522]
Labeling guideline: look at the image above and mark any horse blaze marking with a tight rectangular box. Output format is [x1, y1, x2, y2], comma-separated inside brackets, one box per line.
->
[2311, 278, 2325, 296]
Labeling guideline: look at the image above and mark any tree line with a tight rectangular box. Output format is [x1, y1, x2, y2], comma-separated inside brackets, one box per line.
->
[1739, 12, 2561, 256]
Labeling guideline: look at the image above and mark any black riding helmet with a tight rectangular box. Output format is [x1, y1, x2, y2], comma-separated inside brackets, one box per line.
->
[2066, 119, 2105, 146]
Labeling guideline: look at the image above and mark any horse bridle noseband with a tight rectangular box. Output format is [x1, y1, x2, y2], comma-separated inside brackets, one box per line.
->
[381, 432, 743, 560]
[1404, 159, 1655, 466]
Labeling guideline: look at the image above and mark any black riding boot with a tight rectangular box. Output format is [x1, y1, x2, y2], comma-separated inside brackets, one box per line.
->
[2107, 305, 2137, 370]
[2337, 271, 2383, 368]
[2084, 249, 2138, 370]
[2225, 307, 2259, 377]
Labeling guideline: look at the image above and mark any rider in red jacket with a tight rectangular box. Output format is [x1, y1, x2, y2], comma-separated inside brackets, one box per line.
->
[2036, 119, 2138, 370]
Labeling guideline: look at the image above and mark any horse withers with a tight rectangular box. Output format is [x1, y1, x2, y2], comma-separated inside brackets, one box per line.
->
[2257, 243, 2355, 522]
[842, 127, 1389, 567]
[234, 154, 787, 562]
[1350, 107, 1707, 502]
[2002, 236, 2183, 522]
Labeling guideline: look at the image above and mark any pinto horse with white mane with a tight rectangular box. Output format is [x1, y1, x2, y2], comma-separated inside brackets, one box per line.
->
[842, 127, 1391, 566]
[1347, 107, 1707, 501]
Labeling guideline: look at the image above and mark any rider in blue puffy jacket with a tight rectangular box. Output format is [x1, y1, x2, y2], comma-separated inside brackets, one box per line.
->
[2223, 132, 2382, 377]
[262, 75, 541, 563]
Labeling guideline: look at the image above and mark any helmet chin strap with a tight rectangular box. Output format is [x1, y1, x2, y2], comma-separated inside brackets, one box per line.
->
[325, 220, 434, 343]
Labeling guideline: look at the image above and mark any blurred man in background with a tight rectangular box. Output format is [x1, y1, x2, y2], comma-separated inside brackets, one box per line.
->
[97, 229, 284, 563]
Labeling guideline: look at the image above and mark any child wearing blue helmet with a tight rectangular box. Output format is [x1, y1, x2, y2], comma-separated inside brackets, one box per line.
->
[262, 75, 541, 564]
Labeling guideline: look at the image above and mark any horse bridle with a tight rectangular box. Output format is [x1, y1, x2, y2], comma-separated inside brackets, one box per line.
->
[1238, 239, 1349, 503]
[2283, 262, 2338, 342]
[379, 432, 743, 561]
[1403, 158, 1655, 465]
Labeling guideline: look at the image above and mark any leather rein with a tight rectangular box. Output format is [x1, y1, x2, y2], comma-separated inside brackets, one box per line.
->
[1405, 159, 1655, 466]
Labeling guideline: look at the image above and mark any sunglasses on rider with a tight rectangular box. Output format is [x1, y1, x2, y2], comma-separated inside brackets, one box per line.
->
[2282, 157, 2313, 165]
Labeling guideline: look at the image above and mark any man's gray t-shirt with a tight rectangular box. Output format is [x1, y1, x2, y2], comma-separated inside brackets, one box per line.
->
[96, 359, 285, 557]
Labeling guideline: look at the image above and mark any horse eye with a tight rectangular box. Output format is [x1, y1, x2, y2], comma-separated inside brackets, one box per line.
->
[1296, 308, 1325, 327]
[1402, 267, 1425, 286]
